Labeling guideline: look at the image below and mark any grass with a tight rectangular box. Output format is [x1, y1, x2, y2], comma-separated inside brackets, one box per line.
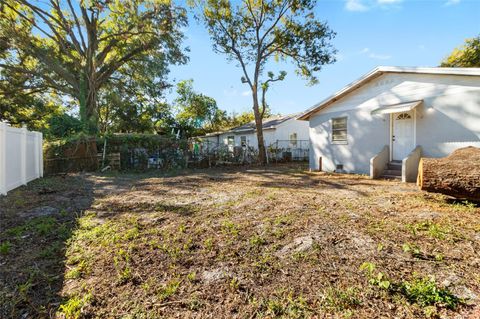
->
[1, 164, 479, 318]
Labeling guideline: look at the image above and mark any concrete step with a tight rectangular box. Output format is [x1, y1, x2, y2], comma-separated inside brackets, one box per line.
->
[381, 174, 401, 180]
[383, 169, 401, 176]
[387, 162, 402, 170]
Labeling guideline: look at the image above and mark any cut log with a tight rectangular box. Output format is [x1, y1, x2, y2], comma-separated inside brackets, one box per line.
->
[417, 147, 480, 201]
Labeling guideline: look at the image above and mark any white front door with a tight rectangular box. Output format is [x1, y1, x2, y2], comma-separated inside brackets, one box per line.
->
[392, 111, 414, 160]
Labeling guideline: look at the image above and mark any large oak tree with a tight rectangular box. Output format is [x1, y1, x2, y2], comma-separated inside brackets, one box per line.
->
[194, 0, 336, 163]
[0, 0, 187, 133]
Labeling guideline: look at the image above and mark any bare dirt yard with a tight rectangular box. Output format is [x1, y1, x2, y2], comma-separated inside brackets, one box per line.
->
[1, 164, 479, 319]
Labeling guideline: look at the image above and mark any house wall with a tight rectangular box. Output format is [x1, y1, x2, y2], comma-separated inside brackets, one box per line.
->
[272, 118, 310, 144]
[309, 73, 480, 173]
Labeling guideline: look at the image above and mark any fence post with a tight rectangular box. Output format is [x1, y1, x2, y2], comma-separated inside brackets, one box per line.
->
[21, 125, 27, 185]
[39, 132, 43, 177]
[0, 122, 6, 195]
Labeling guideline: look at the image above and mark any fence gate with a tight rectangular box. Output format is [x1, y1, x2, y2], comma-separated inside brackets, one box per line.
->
[0, 123, 43, 196]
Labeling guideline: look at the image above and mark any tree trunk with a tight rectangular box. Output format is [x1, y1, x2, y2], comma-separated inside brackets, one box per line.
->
[252, 87, 266, 165]
[417, 147, 480, 201]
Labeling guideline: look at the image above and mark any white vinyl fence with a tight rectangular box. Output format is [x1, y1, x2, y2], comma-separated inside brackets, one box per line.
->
[0, 122, 43, 196]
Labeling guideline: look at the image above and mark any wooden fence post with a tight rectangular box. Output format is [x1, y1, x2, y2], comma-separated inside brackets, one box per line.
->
[0, 122, 6, 195]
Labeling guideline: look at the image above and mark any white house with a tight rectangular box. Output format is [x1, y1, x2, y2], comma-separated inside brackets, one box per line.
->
[200, 113, 310, 157]
[298, 66, 480, 182]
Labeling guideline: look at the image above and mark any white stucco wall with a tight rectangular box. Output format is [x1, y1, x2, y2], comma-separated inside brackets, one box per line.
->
[308, 73, 480, 174]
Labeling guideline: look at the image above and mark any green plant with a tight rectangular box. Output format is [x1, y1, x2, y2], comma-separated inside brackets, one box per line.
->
[114, 249, 133, 283]
[360, 263, 461, 310]
[158, 279, 181, 301]
[203, 237, 214, 251]
[0, 241, 12, 255]
[249, 235, 266, 247]
[320, 286, 361, 311]
[360, 262, 391, 289]
[400, 276, 460, 309]
[221, 220, 239, 237]
[406, 221, 450, 240]
[58, 294, 93, 319]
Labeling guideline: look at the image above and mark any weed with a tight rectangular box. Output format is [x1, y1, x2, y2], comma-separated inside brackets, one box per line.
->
[249, 235, 266, 247]
[406, 221, 450, 240]
[203, 237, 214, 251]
[320, 286, 361, 311]
[58, 293, 93, 319]
[158, 279, 181, 301]
[260, 291, 311, 318]
[360, 262, 460, 309]
[221, 220, 239, 237]
[402, 243, 423, 259]
[114, 249, 133, 283]
[229, 277, 240, 292]
[187, 272, 197, 282]
[0, 241, 11, 255]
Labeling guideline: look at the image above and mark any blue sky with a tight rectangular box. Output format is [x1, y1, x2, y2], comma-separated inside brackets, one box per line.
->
[168, 0, 480, 115]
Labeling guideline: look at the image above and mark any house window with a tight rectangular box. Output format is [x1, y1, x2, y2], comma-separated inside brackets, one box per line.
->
[227, 136, 234, 151]
[332, 117, 347, 143]
[396, 113, 411, 120]
[289, 133, 297, 147]
[240, 136, 247, 147]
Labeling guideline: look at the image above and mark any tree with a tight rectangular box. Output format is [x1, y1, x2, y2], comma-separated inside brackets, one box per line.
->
[441, 35, 480, 67]
[194, 0, 336, 163]
[174, 79, 224, 137]
[0, 0, 187, 133]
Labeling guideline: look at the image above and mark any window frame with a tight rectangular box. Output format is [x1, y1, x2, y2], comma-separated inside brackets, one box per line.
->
[331, 116, 348, 144]
[289, 132, 298, 147]
[240, 136, 247, 147]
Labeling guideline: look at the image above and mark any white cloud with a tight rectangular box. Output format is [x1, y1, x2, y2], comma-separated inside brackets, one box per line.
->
[377, 0, 402, 3]
[359, 47, 392, 60]
[345, 0, 402, 12]
[241, 90, 251, 97]
[345, 0, 369, 12]
[368, 53, 392, 60]
[445, 0, 460, 5]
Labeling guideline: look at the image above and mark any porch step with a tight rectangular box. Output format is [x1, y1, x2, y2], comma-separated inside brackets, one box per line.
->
[380, 161, 402, 180]
[381, 174, 401, 180]
[387, 161, 402, 170]
[383, 169, 401, 176]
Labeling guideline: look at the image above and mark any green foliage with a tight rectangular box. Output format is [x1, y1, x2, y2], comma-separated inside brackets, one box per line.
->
[441, 35, 480, 67]
[400, 276, 459, 309]
[320, 286, 361, 311]
[158, 279, 181, 301]
[47, 113, 83, 139]
[260, 291, 311, 318]
[0, 241, 12, 255]
[174, 79, 224, 137]
[360, 262, 461, 310]
[58, 294, 93, 319]
[0, 0, 187, 133]
[406, 221, 450, 240]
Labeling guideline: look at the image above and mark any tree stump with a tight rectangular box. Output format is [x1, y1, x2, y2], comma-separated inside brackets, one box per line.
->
[417, 147, 480, 201]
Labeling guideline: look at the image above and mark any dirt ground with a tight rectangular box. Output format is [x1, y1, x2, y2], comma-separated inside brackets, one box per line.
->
[1, 164, 479, 319]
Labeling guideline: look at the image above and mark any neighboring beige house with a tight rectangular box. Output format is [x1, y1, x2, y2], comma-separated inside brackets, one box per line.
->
[298, 66, 480, 182]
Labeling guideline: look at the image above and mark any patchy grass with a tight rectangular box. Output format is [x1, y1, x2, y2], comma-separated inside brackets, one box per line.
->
[1, 164, 479, 318]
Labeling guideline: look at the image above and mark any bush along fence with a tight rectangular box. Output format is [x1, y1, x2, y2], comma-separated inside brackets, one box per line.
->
[43, 134, 310, 174]
[0, 123, 43, 195]
[44, 134, 191, 174]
